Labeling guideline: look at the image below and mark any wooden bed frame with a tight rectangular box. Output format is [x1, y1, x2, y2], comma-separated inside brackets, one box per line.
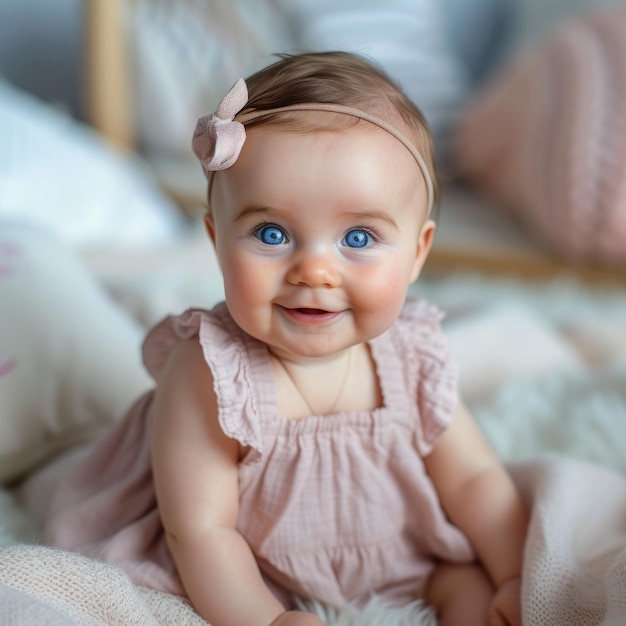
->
[84, 0, 133, 152]
[83, 0, 626, 286]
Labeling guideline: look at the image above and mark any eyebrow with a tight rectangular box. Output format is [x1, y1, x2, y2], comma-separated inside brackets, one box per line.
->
[234, 204, 278, 222]
[343, 210, 399, 230]
[235, 205, 399, 229]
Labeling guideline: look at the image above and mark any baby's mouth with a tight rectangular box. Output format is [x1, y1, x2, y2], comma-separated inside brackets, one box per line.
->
[279, 305, 342, 324]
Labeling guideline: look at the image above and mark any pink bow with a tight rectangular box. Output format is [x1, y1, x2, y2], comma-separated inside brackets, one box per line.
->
[192, 78, 248, 171]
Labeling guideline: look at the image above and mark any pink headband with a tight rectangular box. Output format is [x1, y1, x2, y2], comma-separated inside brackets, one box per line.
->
[192, 78, 435, 214]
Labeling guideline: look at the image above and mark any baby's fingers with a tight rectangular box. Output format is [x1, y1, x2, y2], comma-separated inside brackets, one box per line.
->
[488, 605, 513, 626]
[488, 578, 522, 626]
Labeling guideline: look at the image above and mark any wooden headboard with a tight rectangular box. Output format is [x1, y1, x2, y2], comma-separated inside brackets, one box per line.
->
[84, 0, 133, 152]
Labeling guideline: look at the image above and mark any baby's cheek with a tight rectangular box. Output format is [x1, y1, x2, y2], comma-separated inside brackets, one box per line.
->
[223, 257, 273, 305]
[355, 270, 408, 322]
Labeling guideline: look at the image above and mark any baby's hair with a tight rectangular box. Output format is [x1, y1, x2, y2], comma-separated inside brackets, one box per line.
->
[242, 51, 439, 208]
[205, 51, 439, 214]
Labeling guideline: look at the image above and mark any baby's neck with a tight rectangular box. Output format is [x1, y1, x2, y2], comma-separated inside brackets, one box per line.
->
[269, 344, 382, 419]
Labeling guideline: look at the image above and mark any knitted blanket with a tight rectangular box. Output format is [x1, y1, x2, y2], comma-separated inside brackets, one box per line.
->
[1, 456, 625, 626]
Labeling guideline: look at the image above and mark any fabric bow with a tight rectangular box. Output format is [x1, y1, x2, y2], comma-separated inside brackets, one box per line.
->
[192, 78, 248, 172]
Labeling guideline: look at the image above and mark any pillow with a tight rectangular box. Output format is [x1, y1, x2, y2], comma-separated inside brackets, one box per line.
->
[128, 1, 470, 163]
[455, 5, 626, 265]
[0, 223, 152, 484]
[0, 79, 186, 248]
[508, 0, 619, 47]
[129, 0, 293, 159]
[283, 0, 470, 160]
[441, 0, 516, 82]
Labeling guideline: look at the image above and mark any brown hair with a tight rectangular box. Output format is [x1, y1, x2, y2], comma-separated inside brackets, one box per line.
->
[240, 51, 439, 207]
[205, 51, 439, 212]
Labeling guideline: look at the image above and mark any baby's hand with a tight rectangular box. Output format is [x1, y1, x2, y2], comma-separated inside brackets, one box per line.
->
[269, 610, 327, 626]
[488, 577, 522, 626]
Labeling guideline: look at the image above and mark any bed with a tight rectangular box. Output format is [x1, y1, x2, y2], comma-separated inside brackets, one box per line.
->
[1, 2, 626, 624]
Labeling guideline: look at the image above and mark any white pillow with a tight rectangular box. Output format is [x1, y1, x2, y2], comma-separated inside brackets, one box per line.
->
[0, 222, 152, 483]
[441, 0, 515, 81]
[0, 79, 186, 248]
[281, 0, 469, 156]
[129, 0, 294, 158]
[128, 1, 469, 162]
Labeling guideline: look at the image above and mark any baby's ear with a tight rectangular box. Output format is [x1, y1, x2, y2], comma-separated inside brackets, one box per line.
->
[203, 213, 217, 247]
[409, 219, 436, 283]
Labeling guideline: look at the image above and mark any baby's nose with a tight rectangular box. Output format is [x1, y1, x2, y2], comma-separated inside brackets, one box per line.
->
[286, 250, 341, 288]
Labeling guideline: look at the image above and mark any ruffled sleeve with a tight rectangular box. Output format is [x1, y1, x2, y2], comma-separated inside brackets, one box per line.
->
[141, 304, 264, 455]
[396, 298, 459, 456]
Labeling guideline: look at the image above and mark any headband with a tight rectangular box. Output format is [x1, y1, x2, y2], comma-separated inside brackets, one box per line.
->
[192, 78, 434, 214]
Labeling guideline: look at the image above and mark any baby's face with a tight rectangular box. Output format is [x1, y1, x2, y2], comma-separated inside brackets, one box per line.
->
[207, 125, 434, 362]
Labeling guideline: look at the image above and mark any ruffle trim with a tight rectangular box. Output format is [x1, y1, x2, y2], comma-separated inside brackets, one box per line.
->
[141, 304, 266, 455]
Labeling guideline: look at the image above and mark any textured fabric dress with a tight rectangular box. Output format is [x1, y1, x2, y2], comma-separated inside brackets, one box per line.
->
[45, 298, 474, 609]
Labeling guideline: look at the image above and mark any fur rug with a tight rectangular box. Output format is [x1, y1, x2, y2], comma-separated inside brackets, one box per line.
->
[475, 363, 626, 474]
[298, 598, 436, 625]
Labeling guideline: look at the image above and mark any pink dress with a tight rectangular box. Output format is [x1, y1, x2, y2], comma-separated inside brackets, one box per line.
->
[45, 299, 474, 609]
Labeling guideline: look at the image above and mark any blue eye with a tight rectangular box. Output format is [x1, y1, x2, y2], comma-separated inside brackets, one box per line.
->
[343, 229, 371, 249]
[256, 225, 287, 245]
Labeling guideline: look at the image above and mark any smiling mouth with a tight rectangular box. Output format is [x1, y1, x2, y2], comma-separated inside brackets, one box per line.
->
[278, 306, 342, 324]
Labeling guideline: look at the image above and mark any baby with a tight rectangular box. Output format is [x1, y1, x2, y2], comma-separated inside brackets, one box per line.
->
[46, 52, 527, 626]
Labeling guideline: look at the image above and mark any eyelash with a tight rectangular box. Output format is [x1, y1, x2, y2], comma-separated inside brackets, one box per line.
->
[252, 222, 288, 241]
[250, 222, 382, 245]
[348, 225, 379, 243]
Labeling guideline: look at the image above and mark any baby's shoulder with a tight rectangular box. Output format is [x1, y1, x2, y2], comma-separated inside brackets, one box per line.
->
[398, 297, 445, 323]
[141, 302, 244, 380]
[135, 303, 265, 455]
[392, 297, 447, 341]
[393, 299, 458, 454]
[384, 297, 453, 376]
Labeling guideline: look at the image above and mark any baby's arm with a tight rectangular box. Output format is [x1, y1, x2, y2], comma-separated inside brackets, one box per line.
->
[151, 339, 323, 626]
[424, 401, 528, 618]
